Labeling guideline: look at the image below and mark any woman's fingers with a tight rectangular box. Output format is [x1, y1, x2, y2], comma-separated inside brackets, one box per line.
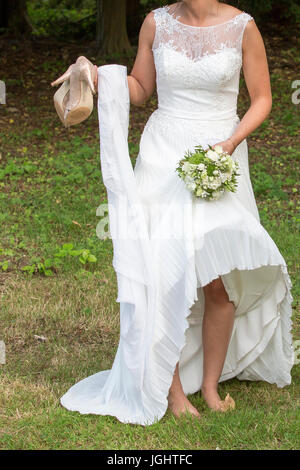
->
[94, 65, 98, 91]
[51, 64, 74, 87]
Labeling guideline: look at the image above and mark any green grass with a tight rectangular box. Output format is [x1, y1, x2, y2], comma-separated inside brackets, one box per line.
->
[0, 35, 299, 449]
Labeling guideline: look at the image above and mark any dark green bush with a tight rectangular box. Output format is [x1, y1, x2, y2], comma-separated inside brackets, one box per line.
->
[27, 0, 300, 40]
[27, 0, 96, 39]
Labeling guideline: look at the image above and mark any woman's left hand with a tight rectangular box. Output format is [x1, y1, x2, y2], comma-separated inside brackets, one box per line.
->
[212, 138, 236, 156]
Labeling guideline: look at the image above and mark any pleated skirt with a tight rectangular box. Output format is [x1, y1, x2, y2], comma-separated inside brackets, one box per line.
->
[133, 108, 294, 394]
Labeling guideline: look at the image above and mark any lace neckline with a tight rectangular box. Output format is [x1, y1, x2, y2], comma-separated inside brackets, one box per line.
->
[163, 5, 246, 29]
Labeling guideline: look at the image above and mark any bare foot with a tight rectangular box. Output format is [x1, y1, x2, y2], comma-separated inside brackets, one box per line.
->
[201, 386, 235, 412]
[168, 393, 201, 419]
[201, 386, 223, 411]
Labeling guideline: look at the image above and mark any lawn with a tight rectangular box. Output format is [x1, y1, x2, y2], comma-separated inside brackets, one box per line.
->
[0, 30, 299, 450]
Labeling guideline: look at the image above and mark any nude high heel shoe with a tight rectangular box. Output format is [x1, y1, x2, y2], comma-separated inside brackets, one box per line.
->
[51, 57, 97, 127]
[65, 57, 97, 127]
[51, 64, 74, 126]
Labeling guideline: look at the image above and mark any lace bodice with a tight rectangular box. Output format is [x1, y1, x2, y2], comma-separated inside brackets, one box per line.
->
[151, 5, 254, 120]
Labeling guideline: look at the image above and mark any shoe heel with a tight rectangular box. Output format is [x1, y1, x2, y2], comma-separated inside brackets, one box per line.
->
[64, 79, 93, 127]
[53, 80, 70, 126]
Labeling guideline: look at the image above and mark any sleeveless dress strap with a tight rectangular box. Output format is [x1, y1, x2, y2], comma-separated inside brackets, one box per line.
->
[236, 12, 255, 53]
[151, 7, 169, 51]
[242, 12, 254, 23]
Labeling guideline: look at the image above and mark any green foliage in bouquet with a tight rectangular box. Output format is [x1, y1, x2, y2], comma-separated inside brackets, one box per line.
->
[176, 144, 241, 201]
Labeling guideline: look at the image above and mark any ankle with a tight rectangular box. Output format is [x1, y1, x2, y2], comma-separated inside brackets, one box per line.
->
[168, 388, 185, 401]
[201, 383, 218, 394]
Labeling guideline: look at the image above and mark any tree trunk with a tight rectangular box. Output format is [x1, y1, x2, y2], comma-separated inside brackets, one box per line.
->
[126, 0, 141, 38]
[96, 0, 133, 56]
[0, 0, 32, 34]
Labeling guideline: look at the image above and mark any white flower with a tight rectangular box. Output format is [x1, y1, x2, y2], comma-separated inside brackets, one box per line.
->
[182, 162, 192, 173]
[197, 163, 205, 170]
[214, 145, 223, 155]
[184, 175, 194, 184]
[187, 182, 196, 191]
[206, 150, 220, 161]
[213, 170, 219, 176]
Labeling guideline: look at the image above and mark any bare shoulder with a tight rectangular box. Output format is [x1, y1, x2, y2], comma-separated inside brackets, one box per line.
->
[218, 3, 244, 20]
[139, 11, 156, 46]
[141, 10, 156, 31]
[243, 17, 263, 50]
[219, 3, 261, 46]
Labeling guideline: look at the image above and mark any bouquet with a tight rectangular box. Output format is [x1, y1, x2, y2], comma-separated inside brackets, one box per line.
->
[175, 144, 240, 201]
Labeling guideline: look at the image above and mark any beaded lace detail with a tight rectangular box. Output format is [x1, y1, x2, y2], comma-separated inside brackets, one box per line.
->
[152, 5, 253, 61]
[147, 5, 254, 119]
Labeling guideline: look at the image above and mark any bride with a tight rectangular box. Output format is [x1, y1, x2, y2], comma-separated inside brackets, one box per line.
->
[51, 0, 294, 425]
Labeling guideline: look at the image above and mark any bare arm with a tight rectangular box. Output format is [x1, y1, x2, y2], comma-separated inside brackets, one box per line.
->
[213, 20, 272, 154]
[94, 12, 156, 106]
[127, 12, 156, 106]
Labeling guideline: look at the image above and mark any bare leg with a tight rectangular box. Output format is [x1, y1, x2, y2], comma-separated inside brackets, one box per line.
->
[201, 277, 235, 410]
[167, 276, 235, 417]
[167, 362, 201, 418]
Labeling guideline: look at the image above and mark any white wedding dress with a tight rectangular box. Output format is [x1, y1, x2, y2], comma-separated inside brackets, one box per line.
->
[60, 5, 295, 426]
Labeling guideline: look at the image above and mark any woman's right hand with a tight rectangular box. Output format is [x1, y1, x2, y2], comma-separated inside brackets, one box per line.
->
[93, 64, 98, 91]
